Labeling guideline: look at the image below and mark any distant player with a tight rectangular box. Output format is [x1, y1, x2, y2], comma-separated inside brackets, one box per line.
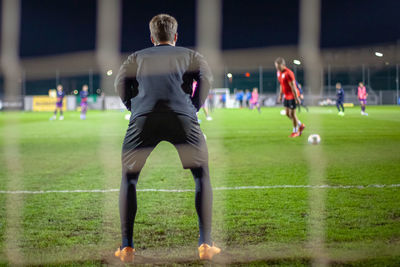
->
[245, 89, 251, 108]
[207, 92, 215, 112]
[336, 82, 345, 116]
[50, 84, 65, 121]
[80, 84, 89, 120]
[357, 82, 368, 116]
[250, 87, 261, 113]
[235, 90, 244, 108]
[296, 82, 309, 112]
[275, 57, 305, 138]
[220, 93, 226, 108]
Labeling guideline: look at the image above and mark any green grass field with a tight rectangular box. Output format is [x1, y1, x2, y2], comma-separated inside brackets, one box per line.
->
[0, 106, 399, 266]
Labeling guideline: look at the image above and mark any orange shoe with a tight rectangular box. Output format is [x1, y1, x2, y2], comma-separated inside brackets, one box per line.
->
[114, 246, 135, 262]
[299, 124, 306, 136]
[289, 132, 300, 138]
[198, 243, 221, 260]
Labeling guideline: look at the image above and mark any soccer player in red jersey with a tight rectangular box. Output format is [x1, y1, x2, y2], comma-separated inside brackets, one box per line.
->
[275, 57, 305, 138]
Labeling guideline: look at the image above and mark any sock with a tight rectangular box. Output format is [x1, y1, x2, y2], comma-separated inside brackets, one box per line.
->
[293, 127, 297, 133]
[60, 110, 63, 116]
[120, 169, 139, 249]
[297, 120, 302, 127]
[192, 167, 212, 246]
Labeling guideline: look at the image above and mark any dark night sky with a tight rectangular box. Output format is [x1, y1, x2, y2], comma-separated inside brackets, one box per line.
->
[18, 0, 400, 58]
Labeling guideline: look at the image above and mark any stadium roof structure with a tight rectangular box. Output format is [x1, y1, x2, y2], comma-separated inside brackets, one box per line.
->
[17, 42, 400, 80]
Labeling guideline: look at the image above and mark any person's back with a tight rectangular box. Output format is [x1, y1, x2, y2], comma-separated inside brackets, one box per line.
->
[113, 14, 220, 263]
[116, 45, 212, 120]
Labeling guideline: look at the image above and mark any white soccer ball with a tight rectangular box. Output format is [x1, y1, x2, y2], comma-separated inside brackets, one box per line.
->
[124, 114, 130, 120]
[280, 109, 286, 116]
[308, 134, 321, 145]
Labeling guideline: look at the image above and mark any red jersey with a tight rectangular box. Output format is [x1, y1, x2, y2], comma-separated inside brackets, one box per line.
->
[277, 67, 297, 100]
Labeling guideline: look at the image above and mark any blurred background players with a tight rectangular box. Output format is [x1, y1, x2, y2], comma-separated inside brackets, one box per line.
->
[245, 89, 251, 108]
[235, 89, 244, 108]
[296, 82, 308, 112]
[275, 57, 305, 138]
[250, 87, 261, 113]
[357, 82, 368, 116]
[336, 82, 345, 116]
[80, 84, 89, 120]
[50, 84, 65, 120]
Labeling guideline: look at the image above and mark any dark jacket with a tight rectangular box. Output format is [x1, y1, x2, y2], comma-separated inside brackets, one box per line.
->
[115, 44, 213, 119]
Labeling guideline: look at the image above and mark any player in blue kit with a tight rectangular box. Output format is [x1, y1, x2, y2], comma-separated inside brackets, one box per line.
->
[50, 84, 65, 121]
[336, 82, 345, 116]
[235, 90, 244, 108]
[80, 84, 89, 120]
[245, 89, 251, 108]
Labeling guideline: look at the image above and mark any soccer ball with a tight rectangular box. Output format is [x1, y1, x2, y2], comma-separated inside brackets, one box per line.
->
[280, 109, 286, 116]
[307, 134, 321, 145]
[124, 114, 130, 120]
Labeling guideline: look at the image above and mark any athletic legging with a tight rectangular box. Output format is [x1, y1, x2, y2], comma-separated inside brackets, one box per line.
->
[119, 165, 213, 248]
[336, 101, 344, 112]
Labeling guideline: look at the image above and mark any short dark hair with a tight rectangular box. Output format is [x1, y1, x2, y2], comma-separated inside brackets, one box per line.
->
[274, 57, 286, 65]
[149, 14, 178, 43]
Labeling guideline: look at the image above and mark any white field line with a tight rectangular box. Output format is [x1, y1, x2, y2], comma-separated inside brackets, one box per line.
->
[0, 184, 399, 194]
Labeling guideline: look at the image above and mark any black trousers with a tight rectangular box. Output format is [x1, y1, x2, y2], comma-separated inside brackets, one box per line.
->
[120, 112, 213, 248]
[336, 101, 344, 112]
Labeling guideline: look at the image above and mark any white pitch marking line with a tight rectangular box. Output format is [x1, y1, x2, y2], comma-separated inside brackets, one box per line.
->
[0, 184, 399, 194]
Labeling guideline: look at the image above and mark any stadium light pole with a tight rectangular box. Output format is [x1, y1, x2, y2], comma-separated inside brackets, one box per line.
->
[299, 0, 328, 266]
[1, 0, 24, 264]
[1, 0, 22, 110]
[196, 0, 223, 89]
[96, 0, 121, 97]
[196, 0, 227, 252]
[259, 65, 263, 94]
[327, 64, 331, 96]
[397, 64, 399, 104]
[55, 70, 60, 88]
[362, 64, 365, 84]
[89, 68, 94, 95]
[95, 0, 122, 248]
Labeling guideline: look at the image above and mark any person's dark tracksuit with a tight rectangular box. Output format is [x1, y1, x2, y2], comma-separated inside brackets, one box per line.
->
[336, 88, 345, 112]
[114, 44, 214, 249]
[295, 81, 308, 112]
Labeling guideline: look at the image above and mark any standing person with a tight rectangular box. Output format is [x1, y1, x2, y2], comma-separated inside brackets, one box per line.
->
[114, 14, 220, 262]
[275, 57, 305, 137]
[50, 84, 65, 121]
[207, 92, 214, 112]
[220, 93, 226, 108]
[80, 84, 89, 120]
[235, 90, 244, 108]
[245, 89, 251, 108]
[336, 82, 345, 116]
[250, 87, 261, 113]
[296, 82, 309, 112]
[357, 82, 368, 116]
